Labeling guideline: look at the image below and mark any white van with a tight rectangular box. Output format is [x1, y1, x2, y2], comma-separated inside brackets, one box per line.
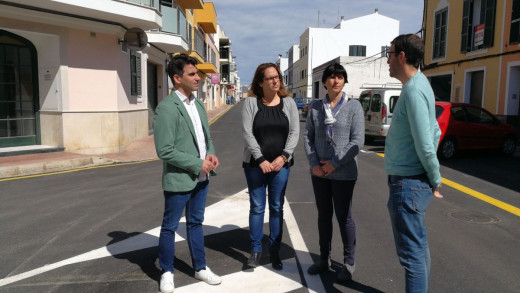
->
[358, 83, 402, 142]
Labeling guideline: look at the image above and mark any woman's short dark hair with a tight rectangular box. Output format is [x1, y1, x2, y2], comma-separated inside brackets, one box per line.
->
[167, 53, 198, 80]
[391, 34, 424, 69]
[248, 63, 291, 98]
[321, 63, 348, 88]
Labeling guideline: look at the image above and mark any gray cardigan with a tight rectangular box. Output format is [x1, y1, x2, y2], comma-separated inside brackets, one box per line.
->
[242, 97, 300, 164]
[303, 98, 365, 180]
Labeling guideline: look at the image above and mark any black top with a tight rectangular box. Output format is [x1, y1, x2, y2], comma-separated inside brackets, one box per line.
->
[244, 98, 291, 167]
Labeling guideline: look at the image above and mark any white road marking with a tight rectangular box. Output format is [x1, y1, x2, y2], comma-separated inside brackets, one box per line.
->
[1, 189, 322, 292]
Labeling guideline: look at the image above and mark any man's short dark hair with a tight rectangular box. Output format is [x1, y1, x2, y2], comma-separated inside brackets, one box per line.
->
[391, 34, 424, 69]
[167, 54, 198, 80]
[321, 62, 348, 88]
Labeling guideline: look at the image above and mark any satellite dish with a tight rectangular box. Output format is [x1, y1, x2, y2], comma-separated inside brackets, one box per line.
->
[121, 27, 148, 51]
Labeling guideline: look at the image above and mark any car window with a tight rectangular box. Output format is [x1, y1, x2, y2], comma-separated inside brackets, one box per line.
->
[435, 105, 444, 118]
[295, 98, 303, 103]
[371, 94, 381, 112]
[450, 106, 466, 121]
[304, 98, 311, 104]
[389, 96, 399, 113]
[465, 106, 495, 124]
[359, 94, 371, 113]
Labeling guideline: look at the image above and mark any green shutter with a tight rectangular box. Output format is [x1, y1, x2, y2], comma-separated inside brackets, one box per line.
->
[461, 0, 471, 52]
[483, 0, 496, 48]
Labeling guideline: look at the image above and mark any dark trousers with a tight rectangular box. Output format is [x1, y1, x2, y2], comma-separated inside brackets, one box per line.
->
[311, 176, 356, 266]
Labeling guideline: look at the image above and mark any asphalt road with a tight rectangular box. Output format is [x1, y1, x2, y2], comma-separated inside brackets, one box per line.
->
[1, 102, 519, 293]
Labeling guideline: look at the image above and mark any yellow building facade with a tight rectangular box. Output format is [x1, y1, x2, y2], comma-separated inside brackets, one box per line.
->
[423, 0, 520, 129]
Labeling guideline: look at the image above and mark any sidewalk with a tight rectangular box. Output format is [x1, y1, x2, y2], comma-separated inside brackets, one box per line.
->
[0, 104, 234, 179]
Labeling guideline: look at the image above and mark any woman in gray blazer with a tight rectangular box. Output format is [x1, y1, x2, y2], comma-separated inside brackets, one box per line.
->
[242, 63, 299, 270]
[304, 63, 364, 282]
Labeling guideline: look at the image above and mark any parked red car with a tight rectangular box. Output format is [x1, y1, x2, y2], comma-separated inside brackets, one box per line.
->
[435, 102, 518, 159]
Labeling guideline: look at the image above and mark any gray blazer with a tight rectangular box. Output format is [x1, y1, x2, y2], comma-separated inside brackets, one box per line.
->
[304, 98, 365, 180]
[242, 97, 300, 164]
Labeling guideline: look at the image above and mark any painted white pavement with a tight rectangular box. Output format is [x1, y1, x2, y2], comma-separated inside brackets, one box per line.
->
[0, 189, 324, 292]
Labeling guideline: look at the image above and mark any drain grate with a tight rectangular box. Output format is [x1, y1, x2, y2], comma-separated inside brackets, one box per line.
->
[446, 210, 499, 224]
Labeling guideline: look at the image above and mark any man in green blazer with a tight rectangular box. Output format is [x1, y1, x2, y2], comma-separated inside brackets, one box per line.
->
[153, 54, 221, 293]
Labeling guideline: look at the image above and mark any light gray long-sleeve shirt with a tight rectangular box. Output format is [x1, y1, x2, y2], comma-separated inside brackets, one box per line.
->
[242, 97, 300, 164]
[304, 98, 365, 180]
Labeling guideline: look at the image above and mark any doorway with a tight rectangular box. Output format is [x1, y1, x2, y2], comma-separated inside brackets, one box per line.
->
[0, 30, 39, 148]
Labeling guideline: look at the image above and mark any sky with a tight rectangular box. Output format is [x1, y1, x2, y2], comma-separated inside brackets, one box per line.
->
[212, 0, 424, 87]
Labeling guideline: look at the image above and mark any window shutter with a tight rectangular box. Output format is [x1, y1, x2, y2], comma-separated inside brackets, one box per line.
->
[483, 0, 496, 48]
[511, 0, 520, 44]
[136, 54, 142, 95]
[461, 0, 471, 52]
[130, 51, 142, 96]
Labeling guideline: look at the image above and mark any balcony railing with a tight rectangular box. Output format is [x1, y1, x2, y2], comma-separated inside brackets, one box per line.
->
[160, 3, 187, 41]
[210, 49, 217, 68]
[220, 49, 229, 60]
[125, 0, 160, 11]
[193, 29, 205, 59]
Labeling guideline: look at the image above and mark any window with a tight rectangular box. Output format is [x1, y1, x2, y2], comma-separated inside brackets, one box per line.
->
[389, 96, 399, 113]
[381, 46, 390, 57]
[130, 51, 141, 96]
[465, 106, 494, 124]
[511, 0, 520, 44]
[461, 0, 496, 52]
[451, 106, 467, 121]
[370, 95, 381, 112]
[349, 45, 366, 57]
[433, 8, 448, 58]
[359, 94, 371, 113]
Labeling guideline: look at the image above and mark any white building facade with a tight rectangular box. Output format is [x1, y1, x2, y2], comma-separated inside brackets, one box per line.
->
[289, 10, 399, 98]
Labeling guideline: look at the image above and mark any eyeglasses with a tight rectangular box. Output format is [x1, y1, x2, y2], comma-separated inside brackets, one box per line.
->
[264, 75, 281, 82]
[385, 51, 396, 58]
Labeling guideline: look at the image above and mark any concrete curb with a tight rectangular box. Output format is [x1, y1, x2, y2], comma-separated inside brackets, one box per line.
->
[0, 157, 116, 179]
[0, 104, 234, 180]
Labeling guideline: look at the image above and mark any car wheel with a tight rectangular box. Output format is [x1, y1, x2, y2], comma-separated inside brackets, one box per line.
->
[438, 137, 456, 159]
[501, 137, 517, 155]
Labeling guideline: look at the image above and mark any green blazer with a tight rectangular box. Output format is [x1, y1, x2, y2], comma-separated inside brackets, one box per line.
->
[153, 91, 216, 192]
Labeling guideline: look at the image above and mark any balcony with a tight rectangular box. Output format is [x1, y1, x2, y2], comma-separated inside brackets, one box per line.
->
[197, 62, 217, 74]
[176, 0, 203, 10]
[194, 2, 216, 34]
[0, 0, 162, 31]
[147, 3, 189, 53]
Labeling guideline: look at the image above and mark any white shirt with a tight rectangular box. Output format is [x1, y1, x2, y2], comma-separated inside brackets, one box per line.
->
[176, 89, 208, 181]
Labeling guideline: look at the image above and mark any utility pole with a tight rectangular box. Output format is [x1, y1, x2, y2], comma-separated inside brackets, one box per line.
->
[318, 10, 320, 28]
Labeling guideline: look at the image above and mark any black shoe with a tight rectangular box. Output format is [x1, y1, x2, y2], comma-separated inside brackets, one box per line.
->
[270, 250, 283, 270]
[336, 265, 352, 283]
[307, 258, 330, 275]
[248, 252, 261, 267]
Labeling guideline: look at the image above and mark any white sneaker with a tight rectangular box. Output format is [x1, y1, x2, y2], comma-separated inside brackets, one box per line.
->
[160, 271, 174, 293]
[194, 266, 222, 285]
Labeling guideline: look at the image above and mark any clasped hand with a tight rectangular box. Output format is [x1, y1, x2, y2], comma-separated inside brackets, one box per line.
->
[259, 156, 286, 174]
[312, 160, 335, 177]
[200, 154, 219, 174]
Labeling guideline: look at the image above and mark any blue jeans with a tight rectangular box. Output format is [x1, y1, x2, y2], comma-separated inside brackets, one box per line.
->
[244, 166, 290, 252]
[387, 174, 433, 293]
[158, 181, 209, 273]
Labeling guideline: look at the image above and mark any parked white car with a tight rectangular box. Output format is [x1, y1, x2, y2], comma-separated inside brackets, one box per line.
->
[358, 84, 402, 142]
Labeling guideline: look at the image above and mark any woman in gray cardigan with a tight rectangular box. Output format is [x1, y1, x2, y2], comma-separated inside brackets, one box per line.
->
[304, 63, 364, 282]
[242, 63, 299, 270]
